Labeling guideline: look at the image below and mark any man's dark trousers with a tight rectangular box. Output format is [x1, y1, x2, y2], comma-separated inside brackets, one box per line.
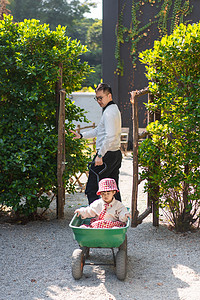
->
[85, 150, 122, 204]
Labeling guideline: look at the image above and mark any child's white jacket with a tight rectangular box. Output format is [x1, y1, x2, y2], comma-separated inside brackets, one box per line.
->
[77, 198, 129, 223]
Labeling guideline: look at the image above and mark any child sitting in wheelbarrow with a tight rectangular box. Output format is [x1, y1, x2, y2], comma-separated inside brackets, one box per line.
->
[74, 178, 131, 228]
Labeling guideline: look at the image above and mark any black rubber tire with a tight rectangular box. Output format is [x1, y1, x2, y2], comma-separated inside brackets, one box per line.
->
[72, 249, 84, 280]
[116, 250, 127, 281]
[119, 234, 127, 253]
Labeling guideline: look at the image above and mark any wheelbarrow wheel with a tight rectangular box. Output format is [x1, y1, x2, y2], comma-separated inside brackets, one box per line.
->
[119, 234, 127, 253]
[72, 249, 84, 280]
[116, 250, 127, 281]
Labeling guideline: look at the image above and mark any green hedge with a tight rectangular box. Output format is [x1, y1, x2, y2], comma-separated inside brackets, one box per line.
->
[139, 22, 200, 232]
[0, 15, 92, 216]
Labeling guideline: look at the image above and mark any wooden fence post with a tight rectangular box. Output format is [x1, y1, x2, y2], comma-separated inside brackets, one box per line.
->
[131, 92, 139, 227]
[148, 93, 159, 227]
[130, 87, 160, 227]
[77, 125, 81, 134]
[55, 63, 63, 131]
[92, 122, 96, 151]
[57, 89, 66, 219]
[147, 93, 154, 208]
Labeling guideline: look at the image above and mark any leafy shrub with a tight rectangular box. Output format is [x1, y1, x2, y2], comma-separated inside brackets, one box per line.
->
[0, 15, 92, 216]
[139, 22, 200, 232]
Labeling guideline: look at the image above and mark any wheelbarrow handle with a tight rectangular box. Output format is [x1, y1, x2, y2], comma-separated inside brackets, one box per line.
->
[87, 161, 107, 178]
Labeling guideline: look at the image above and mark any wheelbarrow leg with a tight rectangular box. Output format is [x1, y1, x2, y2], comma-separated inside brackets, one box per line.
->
[111, 248, 116, 266]
[80, 246, 90, 259]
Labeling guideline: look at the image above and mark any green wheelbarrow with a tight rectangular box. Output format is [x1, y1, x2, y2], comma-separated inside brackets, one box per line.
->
[69, 212, 130, 280]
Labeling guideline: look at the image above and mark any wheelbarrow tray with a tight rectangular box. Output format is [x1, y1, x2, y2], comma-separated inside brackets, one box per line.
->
[69, 213, 130, 248]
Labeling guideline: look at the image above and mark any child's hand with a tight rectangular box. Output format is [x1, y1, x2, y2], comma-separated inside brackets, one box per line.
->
[125, 213, 131, 220]
[74, 209, 81, 217]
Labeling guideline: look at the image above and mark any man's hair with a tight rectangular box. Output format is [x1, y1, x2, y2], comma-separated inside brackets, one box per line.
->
[95, 83, 112, 96]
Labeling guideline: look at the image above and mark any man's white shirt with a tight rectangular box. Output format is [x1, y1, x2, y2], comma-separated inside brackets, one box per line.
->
[82, 104, 121, 156]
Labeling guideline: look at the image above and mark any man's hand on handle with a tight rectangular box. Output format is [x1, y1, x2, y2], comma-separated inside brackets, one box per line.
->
[95, 156, 103, 166]
[69, 129, 81, 139]
[69, 129, 103, 166]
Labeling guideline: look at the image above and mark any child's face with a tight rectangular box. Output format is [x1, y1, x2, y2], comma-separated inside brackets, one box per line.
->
[100, 190, 116, 203]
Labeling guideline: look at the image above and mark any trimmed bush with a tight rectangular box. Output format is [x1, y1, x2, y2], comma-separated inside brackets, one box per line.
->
[139, 22, 200, 232]
[0, 15, 92, 216]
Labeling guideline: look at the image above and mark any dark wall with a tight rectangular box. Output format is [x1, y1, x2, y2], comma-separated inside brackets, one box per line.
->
[102, 0, 200, 147]
[102, 0, 120, 104]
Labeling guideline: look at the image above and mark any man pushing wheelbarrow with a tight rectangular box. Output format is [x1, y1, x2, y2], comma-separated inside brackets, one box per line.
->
[70, 83, 122, 204]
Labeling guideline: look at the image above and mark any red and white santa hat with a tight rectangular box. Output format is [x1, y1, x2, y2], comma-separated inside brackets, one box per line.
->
[96, 178, 119, 195]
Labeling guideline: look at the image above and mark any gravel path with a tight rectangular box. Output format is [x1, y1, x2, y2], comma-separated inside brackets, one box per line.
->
[1, 153, 200, 300]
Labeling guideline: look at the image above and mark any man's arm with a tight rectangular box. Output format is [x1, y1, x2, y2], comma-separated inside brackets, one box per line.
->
[69, 129, 82, 139]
